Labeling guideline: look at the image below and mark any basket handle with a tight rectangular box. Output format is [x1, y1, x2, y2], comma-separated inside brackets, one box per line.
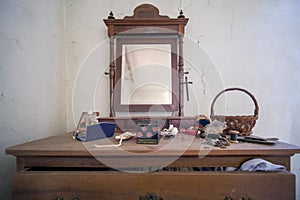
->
[210, 87, 259, 119]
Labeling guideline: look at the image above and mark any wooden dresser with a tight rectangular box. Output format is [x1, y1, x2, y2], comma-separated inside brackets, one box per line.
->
[6, 132, 300, 200]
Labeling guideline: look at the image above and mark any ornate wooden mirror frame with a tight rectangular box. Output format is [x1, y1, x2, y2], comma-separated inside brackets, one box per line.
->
[104, 4, 188, 117]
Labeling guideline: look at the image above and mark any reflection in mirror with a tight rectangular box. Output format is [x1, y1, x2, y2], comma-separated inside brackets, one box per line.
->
[104, 4, 188, 115]
[121, 44, 172, 105]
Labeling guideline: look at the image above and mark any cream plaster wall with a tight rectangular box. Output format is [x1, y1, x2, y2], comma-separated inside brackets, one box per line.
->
[0, 0, 66, 199]
[1, 0, 300, 199]
[65, 0, 300, 199]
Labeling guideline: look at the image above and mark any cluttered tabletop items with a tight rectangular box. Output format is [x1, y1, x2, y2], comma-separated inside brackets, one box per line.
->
[73, 114, 278, 150]
[73, 88, 279, 149]
[73, 116, 278, 148]
[5, 88, 300, 200]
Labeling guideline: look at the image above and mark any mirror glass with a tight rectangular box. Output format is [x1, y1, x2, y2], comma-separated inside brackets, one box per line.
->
[121, 44, 172, 105]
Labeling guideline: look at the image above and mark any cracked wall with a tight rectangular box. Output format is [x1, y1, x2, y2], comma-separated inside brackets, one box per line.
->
[1, 0, 300, 199]
[65, 1, 300, 199]
[0, 0, 66, 199]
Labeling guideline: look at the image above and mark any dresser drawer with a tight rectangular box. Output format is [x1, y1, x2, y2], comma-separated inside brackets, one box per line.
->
[13, 170, 295, 200]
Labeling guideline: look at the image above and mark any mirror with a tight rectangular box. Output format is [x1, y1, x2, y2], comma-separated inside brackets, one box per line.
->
[115, 37, 179, 112]
[104, 4, 188, 116]
[121, 44, 172, 105]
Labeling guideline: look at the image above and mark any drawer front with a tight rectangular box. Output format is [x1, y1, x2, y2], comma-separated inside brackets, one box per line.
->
[13, 171, 295, 200]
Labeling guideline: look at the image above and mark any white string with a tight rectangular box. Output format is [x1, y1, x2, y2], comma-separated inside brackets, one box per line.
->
[93, 137, 123, 148]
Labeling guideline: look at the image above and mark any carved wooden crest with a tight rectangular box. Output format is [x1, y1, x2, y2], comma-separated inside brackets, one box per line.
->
[124, 4, 169, 19]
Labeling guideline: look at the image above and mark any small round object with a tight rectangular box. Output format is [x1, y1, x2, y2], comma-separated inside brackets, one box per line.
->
[229, 130, 239, 143]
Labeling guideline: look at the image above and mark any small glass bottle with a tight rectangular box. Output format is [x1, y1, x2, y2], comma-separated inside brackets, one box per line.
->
[85, 110, 96, 127]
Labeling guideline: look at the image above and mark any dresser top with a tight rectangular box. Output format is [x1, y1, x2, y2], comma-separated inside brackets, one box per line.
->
[6, 132, 300, 157]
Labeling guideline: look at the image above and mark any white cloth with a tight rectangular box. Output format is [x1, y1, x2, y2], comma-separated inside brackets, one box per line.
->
[240, 158, 286, 172]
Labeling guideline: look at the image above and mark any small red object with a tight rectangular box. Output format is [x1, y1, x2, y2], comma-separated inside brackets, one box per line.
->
[185, 129, 196, 135]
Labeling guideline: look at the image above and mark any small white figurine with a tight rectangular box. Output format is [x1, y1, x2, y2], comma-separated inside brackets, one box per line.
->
[160, 124, 178, 137]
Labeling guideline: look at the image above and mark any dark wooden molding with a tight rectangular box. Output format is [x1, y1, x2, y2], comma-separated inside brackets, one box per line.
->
[104, 4, 188, 36]
[123, 4, 169, 19]
[103, 4, 188, 116]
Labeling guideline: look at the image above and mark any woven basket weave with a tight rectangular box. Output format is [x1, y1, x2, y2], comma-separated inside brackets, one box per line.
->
[210, 88, 259, 136]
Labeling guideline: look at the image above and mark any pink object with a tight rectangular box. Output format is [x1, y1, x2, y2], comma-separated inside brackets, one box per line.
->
[180, 128, 196, 135]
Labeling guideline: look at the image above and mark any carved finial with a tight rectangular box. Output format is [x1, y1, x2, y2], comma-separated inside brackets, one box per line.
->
[108, 11, 115, 19]
[178, 10, 185, 18]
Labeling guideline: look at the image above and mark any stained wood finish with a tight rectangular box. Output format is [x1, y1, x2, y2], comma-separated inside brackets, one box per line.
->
[113, 37, 179, 113]
[103, 4, 188, 115]
[6, 132, 300, 171]
[6, 132, 300, 199]
[103, 4, 188, 37]
[6, 132, 300, 157]
[15, 155, 291, 171]
[98, 116, 195, 132]
[6, 4, 300, 200]
[14, 170, 295, 200]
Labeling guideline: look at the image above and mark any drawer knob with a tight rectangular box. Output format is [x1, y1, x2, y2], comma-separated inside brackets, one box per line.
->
[54, 197, 63, 200]
[139, 193, 163, 200]
[72, 197, 81, 200]
[224, 197, 252, 200]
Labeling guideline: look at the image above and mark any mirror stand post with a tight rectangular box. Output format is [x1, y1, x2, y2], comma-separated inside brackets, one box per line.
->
[178, 34, 184, 116]
[104, 4, 188, 116]
[109, 36, 116, 117]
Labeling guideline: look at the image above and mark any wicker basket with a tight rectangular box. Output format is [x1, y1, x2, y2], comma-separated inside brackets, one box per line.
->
[210, 88, 259, 136]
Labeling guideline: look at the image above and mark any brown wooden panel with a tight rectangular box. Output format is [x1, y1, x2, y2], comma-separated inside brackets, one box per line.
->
[98, 116, 195, 132]
[15, 155, 291, 172]
[13, 171, 295, 200]
[114, 25, 180, 34]
[6, 132, 300, 157]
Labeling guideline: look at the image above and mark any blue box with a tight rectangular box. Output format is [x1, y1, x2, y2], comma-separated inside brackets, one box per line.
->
[76, 122, 116, 142]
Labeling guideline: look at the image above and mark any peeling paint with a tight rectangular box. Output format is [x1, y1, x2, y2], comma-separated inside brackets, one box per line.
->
[115, 12, 125, 18]
[178, 0, 192, 11]
[225, 2, 235, 41]
[0, 92, 6, 104]
[178, 0, 182, 10]
[69, 0, 75, 7]
[0, 0, 299, 199]
[201, 68, 206, 95]
[14, 38, 23, 50]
